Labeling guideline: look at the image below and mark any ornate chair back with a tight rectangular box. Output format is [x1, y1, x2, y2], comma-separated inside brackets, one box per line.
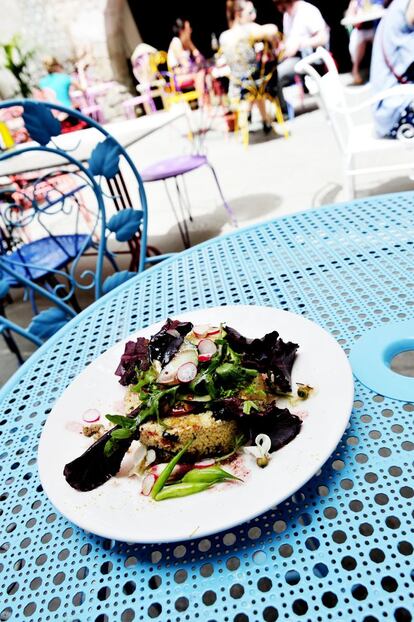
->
[0, 99, 150, 336]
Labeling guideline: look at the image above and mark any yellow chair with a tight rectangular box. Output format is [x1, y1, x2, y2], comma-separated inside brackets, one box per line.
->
[0, 120, 14, 149]
[226, 40, 289, 147]
[151, 51, 200, 110]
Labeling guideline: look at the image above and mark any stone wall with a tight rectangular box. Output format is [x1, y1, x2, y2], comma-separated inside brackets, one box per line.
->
[0, 0, 142, 119]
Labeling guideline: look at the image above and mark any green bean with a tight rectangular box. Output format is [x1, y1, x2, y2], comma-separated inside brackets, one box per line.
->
[155, 481, 213, 501]
[182, 466, 242, 484]
[150, 439, 192, 499]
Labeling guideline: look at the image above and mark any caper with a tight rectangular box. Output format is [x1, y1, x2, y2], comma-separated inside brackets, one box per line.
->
[256, 456, 269, 468]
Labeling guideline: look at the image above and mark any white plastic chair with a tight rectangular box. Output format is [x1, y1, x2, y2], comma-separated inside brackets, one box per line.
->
[295, 47, 414, 198]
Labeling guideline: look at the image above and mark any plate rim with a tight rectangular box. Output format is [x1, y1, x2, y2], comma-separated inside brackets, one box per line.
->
[37, 304, 354, 543]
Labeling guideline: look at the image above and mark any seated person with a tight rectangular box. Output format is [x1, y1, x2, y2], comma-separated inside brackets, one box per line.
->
[37, 57, 87, 131]
[39, 57, 76, 108]
[345, 0, 385, 85]
[131, 43, 158, 87]
[167, 18, 207, 105]
[273, 0, 330, 88]
[371, 0, 414, 137]
[220, 0, 280, 131]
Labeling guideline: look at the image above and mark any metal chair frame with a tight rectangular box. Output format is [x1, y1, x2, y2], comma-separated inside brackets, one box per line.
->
[0, 99, 166, 361]
[295, 47, 414, 198]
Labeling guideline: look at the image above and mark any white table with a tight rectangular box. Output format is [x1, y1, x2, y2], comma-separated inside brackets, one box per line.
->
[341, 6, 386, 26]
[0, 106, 186, 177]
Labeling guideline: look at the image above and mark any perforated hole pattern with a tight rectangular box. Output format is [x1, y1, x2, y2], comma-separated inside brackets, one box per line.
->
[1, 194, 413, 622]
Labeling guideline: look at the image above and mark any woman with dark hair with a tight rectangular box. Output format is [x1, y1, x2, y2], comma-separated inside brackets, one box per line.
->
[167, 18, 207, 106]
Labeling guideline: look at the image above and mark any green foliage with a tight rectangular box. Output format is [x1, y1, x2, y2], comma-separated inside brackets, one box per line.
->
[0, 34, 35, 97]
[189, 337, 258, 399]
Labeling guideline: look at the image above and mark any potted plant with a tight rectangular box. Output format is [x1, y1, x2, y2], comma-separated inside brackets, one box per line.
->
[0, 34, 35, 98]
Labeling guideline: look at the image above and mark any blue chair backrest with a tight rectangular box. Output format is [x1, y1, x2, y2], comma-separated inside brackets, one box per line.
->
[0, 99, 150, 314]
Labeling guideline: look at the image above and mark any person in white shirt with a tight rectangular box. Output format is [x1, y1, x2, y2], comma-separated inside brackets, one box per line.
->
[273, 0, 330, 87]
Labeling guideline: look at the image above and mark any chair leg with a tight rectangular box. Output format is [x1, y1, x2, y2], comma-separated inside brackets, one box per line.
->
[344, 173, 356, 200]
[273, 97, 290, 139]
[344, 155, 356, 200]
[207, 164, 238, 227]
[28, 287, 38, 315]
[163, 179, 191, 249]
[174, 177, 191, 247]
[180, 175, 194, 222]
[2, 328, 24, 364]
[0, 303, 24, 364]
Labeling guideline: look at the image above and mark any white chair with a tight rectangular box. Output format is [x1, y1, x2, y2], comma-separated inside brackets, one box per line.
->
[295, 47, 414, 199]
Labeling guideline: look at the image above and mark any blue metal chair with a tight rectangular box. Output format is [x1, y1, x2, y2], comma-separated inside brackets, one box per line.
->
[0, 99, 167, 361]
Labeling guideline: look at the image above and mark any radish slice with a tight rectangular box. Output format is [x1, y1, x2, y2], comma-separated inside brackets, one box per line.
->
[198, 339, 217, 356]
[198, 354, 213, 363]
[177, 362, 197, 383]
[157, 346, 198, 384]
[82, 409, 100, 423]
[193, 324, 210, 338]
[150, 464, 192, 479]
[194, 458, 215, 468]
[207, 327, 221, 336]
[141, 474, 156, 496]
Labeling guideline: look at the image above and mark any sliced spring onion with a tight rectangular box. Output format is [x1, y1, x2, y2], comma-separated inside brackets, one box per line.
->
[155, 481, 212, 501]
[150, 439, 193, 499]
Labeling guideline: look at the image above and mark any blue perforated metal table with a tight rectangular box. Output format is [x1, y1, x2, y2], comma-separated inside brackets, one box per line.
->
[1, 192, 413, 622]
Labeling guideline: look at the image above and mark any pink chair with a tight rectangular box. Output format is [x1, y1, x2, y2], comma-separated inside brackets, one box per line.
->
[122, 92, 156, 119]
[70, 88, 106, 124]
[122, 49, 166, 119]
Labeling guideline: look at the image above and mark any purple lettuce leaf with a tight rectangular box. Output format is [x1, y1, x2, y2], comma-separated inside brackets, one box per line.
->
[211, 399, 302, 452]
[63, 426, 138, 491]
[115, 337, 150, 386]
[148, 319, 193, 368]
[210, 397, 244, 420]
[242, 402, 302, 451]
[225, 326, 299, 393]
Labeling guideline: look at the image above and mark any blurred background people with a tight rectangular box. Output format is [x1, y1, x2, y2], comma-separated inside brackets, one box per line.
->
[220, 0, 280, 132]
[167, 17, 207, 105]
[345, 0, 385, 85]
[370, 0, 414, 137]
[38, 56, 78, 108]
[273, 0, 330, 88]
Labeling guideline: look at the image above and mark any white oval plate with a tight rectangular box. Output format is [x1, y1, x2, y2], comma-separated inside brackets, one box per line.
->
[38, 305, 354, 543]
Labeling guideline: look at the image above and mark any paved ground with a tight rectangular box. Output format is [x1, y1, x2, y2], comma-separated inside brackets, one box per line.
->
[2, 84, 413, 386]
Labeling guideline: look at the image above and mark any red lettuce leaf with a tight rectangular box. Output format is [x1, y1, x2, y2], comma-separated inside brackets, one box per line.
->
[115, 337, 150, 386]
